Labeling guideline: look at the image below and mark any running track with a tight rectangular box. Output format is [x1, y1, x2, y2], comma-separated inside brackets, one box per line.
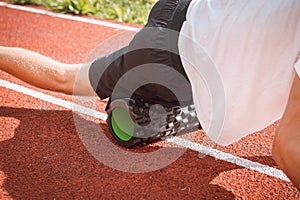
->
[0, 2, 300, 199]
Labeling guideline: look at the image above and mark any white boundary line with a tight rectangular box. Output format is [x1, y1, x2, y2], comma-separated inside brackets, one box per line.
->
[0, 3, 290, 182]
[0, 1, 140, 32]
[0, 79, 107, 120]
[0, 79, 290, 182]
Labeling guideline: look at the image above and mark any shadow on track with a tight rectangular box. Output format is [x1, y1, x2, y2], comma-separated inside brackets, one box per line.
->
[0, 106, 247, 199]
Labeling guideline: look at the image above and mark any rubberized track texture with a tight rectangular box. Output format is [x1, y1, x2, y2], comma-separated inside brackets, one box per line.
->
[0, 2, 300, 199]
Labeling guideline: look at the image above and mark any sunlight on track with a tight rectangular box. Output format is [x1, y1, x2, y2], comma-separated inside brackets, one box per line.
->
[0, 117, 19, 142]
[0, 171, 11, 199]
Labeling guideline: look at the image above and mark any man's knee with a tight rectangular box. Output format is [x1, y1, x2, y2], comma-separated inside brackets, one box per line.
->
[273, 103, 300, 168]
[272, 126, 297, 168]
[273, 75, 300, 161]
[272, 125, 300, 190]
[272, 75, 300, 190]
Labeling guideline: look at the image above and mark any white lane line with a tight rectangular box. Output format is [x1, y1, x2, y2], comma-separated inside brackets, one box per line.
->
[0, 79, 290, 182]
[167, 137, 290, 182]
[0, 79, 107, 120]
[0, 1, 140, 33]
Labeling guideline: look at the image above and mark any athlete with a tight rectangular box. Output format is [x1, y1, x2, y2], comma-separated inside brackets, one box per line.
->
[0, 0, 299, 190]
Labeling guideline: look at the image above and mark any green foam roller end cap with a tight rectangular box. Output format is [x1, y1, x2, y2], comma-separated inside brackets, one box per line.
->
[111, 107, 134, 141]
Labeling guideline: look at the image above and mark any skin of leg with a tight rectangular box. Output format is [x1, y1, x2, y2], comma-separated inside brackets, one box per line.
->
[0, 46, 95, 96]
[273, 74, 300, 190]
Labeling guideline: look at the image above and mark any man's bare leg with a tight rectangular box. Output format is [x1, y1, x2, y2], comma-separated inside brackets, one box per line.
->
[0, 46, 95, 96]
[273, 74, 300, 190]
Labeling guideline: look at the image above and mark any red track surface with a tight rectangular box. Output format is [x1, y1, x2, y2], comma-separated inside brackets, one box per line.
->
[0, 4, 300, 199]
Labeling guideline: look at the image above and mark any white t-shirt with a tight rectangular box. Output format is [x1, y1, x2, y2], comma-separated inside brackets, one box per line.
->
[179, 0, 300, 146]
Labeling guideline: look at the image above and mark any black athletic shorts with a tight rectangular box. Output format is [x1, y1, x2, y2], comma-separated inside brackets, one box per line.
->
[89, 0, 193, 107]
